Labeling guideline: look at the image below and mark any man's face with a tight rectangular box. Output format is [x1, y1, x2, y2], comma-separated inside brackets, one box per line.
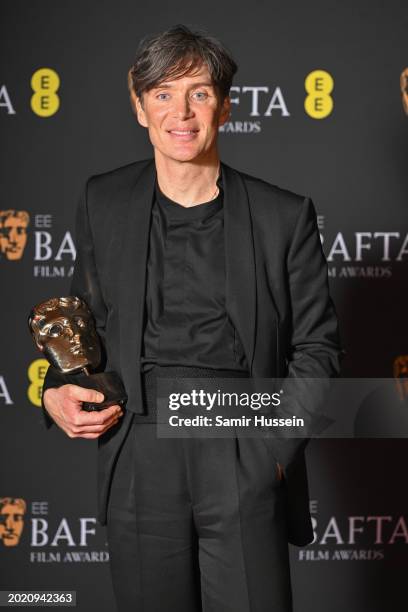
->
[0, 502, 25, 547]
[134, 63, 230, 163]
[0, 214, 29, 261]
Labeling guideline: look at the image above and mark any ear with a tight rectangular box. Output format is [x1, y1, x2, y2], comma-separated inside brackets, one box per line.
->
[31, 333, 44, 352]
[34, 338, 44, 353]
[28, 315, 44, 352]
[218, 95, 231, 127]
[132, 92, 148, 128]
[33, 331, 44, 352]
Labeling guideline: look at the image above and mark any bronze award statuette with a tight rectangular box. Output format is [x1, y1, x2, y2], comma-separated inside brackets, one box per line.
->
[28, 296, 127, 412]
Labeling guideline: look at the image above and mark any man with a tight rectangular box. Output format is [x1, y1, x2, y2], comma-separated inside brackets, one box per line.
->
[41, 24, 343, 612]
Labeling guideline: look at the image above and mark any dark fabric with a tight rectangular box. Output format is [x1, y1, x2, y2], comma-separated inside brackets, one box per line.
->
[134, 364, 250, 423]
[141, 172, 249, 374]
[41, 157, 344, 546]
[106, 418, 292, 612]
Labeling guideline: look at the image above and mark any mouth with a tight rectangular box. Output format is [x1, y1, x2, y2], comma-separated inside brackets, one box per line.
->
[167, 129, 199, 141]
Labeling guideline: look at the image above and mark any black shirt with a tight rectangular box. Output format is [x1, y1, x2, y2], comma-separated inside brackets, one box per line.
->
[140, 170, 249, 373]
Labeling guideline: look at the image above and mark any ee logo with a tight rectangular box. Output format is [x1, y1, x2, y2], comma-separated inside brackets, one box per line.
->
[27, 359, 49, 407]
[304, 70, 334, 119]
[30, 68, 60, 117]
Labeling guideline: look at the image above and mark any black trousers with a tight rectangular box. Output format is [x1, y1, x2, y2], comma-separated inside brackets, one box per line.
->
[106, 422, 293, 611]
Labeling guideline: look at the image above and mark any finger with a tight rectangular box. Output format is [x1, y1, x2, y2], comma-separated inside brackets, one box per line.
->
[73, 416, 121, 438]
[79, 433, 101, 439]
[65, 385, 105, 404]
[74, 404, 123, 427]
[72, 411, 122, 434]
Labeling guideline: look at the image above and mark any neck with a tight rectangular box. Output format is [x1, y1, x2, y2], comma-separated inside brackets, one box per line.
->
[154, 150, 221, 207]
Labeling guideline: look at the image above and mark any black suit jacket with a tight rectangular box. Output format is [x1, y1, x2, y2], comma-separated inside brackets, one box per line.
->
[41, 157, 344, 546]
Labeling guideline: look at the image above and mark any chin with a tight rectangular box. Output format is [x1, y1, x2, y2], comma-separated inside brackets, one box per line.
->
[171, 152, 205, 164]
[61, 357, 90, 374]
[157, 144, 202, 163]
[6, 250, 21, 261]
[3, 539, 17, 547]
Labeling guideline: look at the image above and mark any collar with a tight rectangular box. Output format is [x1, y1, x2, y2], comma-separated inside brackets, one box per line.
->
[155, 169, 224, 221]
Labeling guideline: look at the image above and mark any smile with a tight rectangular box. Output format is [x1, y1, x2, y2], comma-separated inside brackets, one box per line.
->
[168, 130, 199, 140]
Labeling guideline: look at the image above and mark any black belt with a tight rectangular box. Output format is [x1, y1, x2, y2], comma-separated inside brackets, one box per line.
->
[133, 365, 250, 424]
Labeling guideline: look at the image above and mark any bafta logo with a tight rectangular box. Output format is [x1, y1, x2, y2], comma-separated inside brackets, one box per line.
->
[0, 497, 26, 547]
[393, 355, 408, 400]
[0, 210, 30, 261]
[400, 68, 408, 116]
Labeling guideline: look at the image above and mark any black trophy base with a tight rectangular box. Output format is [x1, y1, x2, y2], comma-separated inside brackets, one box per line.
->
[74, 371, 127, 412]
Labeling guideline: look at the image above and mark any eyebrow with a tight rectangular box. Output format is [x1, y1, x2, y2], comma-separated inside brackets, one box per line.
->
[154, 81, 214, 89]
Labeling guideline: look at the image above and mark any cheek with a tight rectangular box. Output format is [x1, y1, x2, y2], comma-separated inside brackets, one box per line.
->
[147, 107, 167, 125]
[46, 338, 69, 355]
[147, 116, 167, 142]
[203, 109, 221, 128]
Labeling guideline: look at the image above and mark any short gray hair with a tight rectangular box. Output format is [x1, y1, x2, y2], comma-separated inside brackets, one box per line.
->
[128, 23, 238, 106]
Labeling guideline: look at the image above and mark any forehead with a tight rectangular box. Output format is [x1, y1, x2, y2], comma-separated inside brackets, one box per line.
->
[4, 216, 26, 226]
[1, 504, 19, 512]
[154, 63, 214, 89]
[40, 305, 89, 322]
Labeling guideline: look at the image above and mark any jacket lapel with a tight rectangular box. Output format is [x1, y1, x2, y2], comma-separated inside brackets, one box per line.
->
[221, 161, 256, 372]
[118, 159, 156, 396]
[119, 158, 257, 392]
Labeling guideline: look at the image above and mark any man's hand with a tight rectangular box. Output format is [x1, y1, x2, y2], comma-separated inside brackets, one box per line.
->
[277, 462, 284, 482]
[43, 384, 124, 439]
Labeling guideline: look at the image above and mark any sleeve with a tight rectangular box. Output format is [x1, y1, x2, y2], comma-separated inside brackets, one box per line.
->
[268, 196, 346, 474]
[40, 177, 108, 429]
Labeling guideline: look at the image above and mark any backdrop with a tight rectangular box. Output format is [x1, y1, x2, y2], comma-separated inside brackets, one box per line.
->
[1, 1, 407, 610]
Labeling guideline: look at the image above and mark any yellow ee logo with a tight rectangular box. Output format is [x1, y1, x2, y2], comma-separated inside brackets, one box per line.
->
[304, 70, 334, 119]
[30, 68, 60, 117]
[28, 359, 49, 407]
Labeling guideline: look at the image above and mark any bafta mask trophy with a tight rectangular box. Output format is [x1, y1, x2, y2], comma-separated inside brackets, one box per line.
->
[28, 296, 127, 412]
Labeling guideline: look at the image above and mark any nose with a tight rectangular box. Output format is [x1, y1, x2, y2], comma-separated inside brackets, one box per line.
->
[63, 326, 74, 341]
[67, 327, 81, 344]
[5, 517, 14, 531]
[9, 227, 18, 244]
[171, 94, 194, 119]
